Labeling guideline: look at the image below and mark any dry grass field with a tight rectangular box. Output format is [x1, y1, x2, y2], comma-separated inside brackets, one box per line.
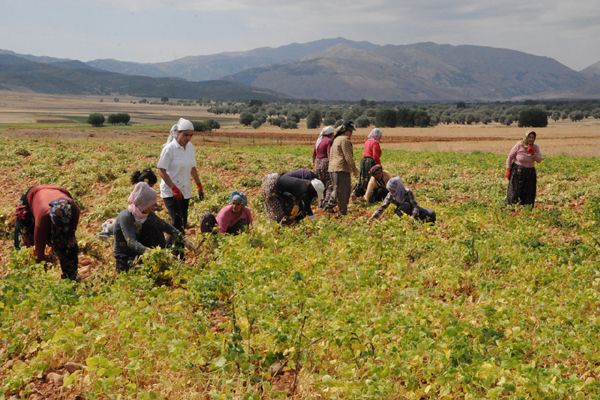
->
[1, 91, 599, 157]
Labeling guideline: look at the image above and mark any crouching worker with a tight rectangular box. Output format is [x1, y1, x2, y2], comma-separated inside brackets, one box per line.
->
[368, 177, 436, 223]
[14, 185, 80, 280]
[98, 168, 159, 240]
[114, 182, 190, 272]
[262, 173, 324, 225]
[200, 191, 253, 234]
[363, 164, 391, 204]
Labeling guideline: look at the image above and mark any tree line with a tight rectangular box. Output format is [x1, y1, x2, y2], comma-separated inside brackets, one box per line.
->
[206, 99, 600, 129]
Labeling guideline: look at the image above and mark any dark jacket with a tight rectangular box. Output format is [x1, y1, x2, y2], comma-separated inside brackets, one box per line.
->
[276, 175, 317, 218]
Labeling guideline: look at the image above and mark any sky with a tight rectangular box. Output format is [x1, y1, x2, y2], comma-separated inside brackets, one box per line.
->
[1, 0, 599, 70]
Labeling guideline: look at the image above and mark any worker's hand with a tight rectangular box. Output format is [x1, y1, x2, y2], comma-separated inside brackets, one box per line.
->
[505, 168, 511, 180]
[411, 207, 420, 218]
[171, 185, 184, 200]
[308, 215, 316, 222]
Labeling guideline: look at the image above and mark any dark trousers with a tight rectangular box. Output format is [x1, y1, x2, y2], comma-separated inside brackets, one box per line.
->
[163, 197, 190, 233]
[53, 239, 79, 280]
[329, 172, 352, 215]
[394, 203, 436, 223]
[506, 165, 537, 206]
[353, 157, 376, 197]
[367, 187, 388, 204]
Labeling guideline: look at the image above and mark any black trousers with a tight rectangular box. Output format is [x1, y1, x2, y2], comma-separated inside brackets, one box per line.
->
[394, 202, 436, 223]
[163, 197, 190, 233]
[367, 187, 388, 204]
[506, 165, 537, 206]
[353, 157, 376, 197]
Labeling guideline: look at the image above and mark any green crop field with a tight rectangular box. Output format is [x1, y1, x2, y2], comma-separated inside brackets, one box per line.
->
[0, 136, 598, 399]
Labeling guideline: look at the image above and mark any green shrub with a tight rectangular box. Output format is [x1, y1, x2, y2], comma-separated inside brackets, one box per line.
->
[518, 108, 548, 127]
[87, 113, 105, 127]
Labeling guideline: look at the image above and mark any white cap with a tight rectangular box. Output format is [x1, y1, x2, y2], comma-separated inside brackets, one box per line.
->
[176, 118, 194, 131]
[310, 179, 325, 204]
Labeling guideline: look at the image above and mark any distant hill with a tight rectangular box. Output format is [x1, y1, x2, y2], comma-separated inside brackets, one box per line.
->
[226, 42, 589, 101]
[581, 60, 600, 78]
[0, 54, 284, 101]
[2, 39, 598, 101]
[87, 38, 379, 81]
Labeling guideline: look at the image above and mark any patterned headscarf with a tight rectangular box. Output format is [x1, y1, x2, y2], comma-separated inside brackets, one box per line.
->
[521, 130, 536, 147]
[369, 164, 383, 176]
[48, 198, 74, 247]
[49, 198, 72, 226]
[230, 191, 248, 206]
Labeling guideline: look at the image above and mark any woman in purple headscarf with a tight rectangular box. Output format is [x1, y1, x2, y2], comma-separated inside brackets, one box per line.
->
[368, 177, 436, 223]
[113, 182, 185, 272]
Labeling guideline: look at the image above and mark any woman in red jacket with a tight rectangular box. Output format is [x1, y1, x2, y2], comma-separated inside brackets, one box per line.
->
[14, 185, 80, 280]
[353, 128, 383, 198]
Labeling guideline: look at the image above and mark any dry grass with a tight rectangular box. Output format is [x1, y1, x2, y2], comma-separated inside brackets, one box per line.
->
[0, 90, 225, 124]
[2, 91, 600, 156]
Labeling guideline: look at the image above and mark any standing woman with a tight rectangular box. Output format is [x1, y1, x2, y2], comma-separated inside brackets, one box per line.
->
[157, 118, 204, 237]
[325, 120, 358, 215]
[312, 125, 334, 207]
[354, 128, 383, 197]
[505, 130, 542, 206]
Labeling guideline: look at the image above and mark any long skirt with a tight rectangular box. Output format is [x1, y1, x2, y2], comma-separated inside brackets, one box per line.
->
[262, 173, 296, 224]
[353, 157, 376, 197]
[315, 158, 332, 207]
[506, 165, 537, 206]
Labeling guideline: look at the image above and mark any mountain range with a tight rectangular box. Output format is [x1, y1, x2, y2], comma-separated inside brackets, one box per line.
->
[0, 50, 282, 101]
[1, 38, 599, 101]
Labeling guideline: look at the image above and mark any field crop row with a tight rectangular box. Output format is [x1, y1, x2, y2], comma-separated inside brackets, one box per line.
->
[0, 137, 598, 399]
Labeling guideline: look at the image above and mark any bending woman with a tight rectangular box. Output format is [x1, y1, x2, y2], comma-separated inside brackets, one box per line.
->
[14, 185, 80, 280]
[369, 177, 436, 223]
[262, 173, 324, 225]
[505, 130, 542, 206]
[113, 182, 184, 272]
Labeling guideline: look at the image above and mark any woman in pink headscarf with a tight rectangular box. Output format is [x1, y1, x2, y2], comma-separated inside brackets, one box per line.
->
[113, 182, 184, 272]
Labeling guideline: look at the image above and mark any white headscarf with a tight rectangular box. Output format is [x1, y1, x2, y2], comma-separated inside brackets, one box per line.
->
[368, 128, 383, 141]
[315, 125, 334, 150]
[165, 118, 194, 145]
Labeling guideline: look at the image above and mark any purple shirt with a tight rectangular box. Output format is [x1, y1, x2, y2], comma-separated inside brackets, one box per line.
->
[216, 205, 252, 234]
[312, 136, 332, 161]
[506, 143, 542, 168]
